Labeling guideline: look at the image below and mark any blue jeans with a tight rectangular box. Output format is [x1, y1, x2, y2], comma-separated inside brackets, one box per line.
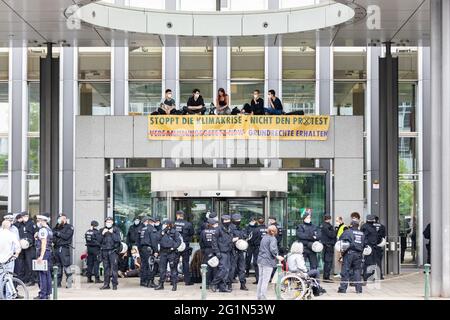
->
[264, 108, 283, 115]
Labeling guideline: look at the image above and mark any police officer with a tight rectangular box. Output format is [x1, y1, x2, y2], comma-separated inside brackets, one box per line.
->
[248, 216, 267, 284]
[155, 220, 181, 291]
[199, 218, 219, 288]
[210, 215, 234, 293]
[174, 210, 195, 286]
[20, 212, 37, 285]
[361, 215, 378, 282]
[34, 213, 53, 300]
[245, 217, 257, 277]
[126, 216, 143, 261]
[85, 220, 101, 283]
[320, 215, 336, 281]
[99, 217, 121, 290]
[154, 217, 162, 232]
[199, 212, 218, 236]
[296, 211, 320, 270]
[138, 216, 160, 288]
[338, 220, 366, 294]
[229, 214, 248, 291]
[373, 216, 386, 279]
[53, 213, 74, 288]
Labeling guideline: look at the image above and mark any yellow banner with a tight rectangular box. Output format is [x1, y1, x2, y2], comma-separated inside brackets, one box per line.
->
[147, 115, 330, 141]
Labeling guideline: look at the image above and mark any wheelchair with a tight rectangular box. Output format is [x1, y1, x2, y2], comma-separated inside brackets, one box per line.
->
[279, 272, 321, 300]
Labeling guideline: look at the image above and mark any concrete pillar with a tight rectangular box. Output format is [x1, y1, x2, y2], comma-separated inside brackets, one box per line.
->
[215, 38, 229, 96]
[164, 0, 179, 103]
[265, 0, 281, 96]
[8, 45, 27, 212]
[430, 0, 443, 297]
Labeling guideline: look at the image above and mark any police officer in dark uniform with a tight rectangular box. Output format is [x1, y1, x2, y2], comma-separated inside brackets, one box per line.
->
[99, 217, 122, 290]
[53, 213, 74, 288]
[21, 212, 38, 285]
[198, 212, 218, 236]
[296, 211, 320, 270]
[34, 213, 53, 300]
[84, 220, 101, 283]
[245, 217, 257, 277]
[248, 216, 267, 284]
[199, 218, 219, 288]
[174, 210, 195, 286]
[373, 216, 386, 279]
[361, 215, 379, 281]
[126, 216, 143, 264]
[155, 220, 182, 291]
[210, 215, 234, 293]
[138, 216, 160, 288]
[338, 220, 366, 294]
[154, 217, 162, 232]
[320, 215, 337, 281]
[229, 214, 248, 291]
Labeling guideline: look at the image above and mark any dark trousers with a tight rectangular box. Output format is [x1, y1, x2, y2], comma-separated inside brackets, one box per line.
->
[426, 243, 431, 264]
[374, 247, 384, 278]
[363, 246, 377, 281]
[38, 250, 52, 299]
[177, 247, 192, 284]
[102, 250, 119, 287]
[159, 251, 178, 285]
[201, 248, 216, 285]
[17, 247, 36, 283]
[339, 252, 363, 293]
[303, 248, 318, 270]
[323, 245, 334, 279]
[139, 246, 152, 285]
[54, 246, 72, 285]
[229, 251, 246, 285]
[211, 252, 230, 291]
[157, 107, 179, 115]
[86, 247, 100, 280]
[245, 246, 255, 272]
[183, 106, 207, 115]
[252, 246, 261, 281]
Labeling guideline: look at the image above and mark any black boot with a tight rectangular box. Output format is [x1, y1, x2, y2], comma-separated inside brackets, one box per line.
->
[154, 282, 164, 290]
[100, 285, 110, 290]
[95, 278, 102, 284]
[147, 280, 156, 288]
[240, 283, 249, 291]
[172, 283, 177, 291]
[87, 277, 93, 283]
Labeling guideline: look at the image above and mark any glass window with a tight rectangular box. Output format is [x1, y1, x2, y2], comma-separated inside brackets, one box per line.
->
[230, 81, 264, 107]
[27, 174, 40, 217]
[231, 47, 264, 80]
[221, 0, 267, 11]
[0, 174, 7, 216]
[79, 82, 111, 115]
[129, 47, 162, 80]
[399, 178, 418, 265]
[399, 137, 417, 175]
[129, 82, 162, 115]
[27, 137, 39, 174]
[0, 83, 8, 134]
[179, 81, 213, 106]
[0, 50, 8, 80]
[394, 47, 418, 80]
[28, 47, 60, 80]
[281, 0, 316, 8]
[399, 82, 417, 132]
[334, 47, 367, 80]
[282, 81, 315, 114]
[0, 138, 7, 173]
[282, 47, 315, 80]
[28, 83, 40, 132]
[333, 82, 366, 116]
[79, 48, 111, 80]
[180, 46, 213, 80]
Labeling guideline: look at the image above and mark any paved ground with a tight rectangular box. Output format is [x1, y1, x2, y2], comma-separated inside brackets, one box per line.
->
[26, 268, 443, 300]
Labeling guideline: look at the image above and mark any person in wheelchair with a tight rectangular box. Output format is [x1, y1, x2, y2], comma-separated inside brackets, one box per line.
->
[287, 241, 326, 296]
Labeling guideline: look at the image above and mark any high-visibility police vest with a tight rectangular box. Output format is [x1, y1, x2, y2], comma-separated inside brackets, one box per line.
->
[337, 224, 346, 239]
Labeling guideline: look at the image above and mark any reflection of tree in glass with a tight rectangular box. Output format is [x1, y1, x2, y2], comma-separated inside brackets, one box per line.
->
[399, 159, 414, 235]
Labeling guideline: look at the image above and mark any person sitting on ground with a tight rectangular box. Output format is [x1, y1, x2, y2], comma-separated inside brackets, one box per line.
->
[158, 89, 178, 115]
[287, 241, 326, 296]
[264, 90, 283, 115]
[183, 89, 207, 115]
[215, 88, 231, 115]
[189, 249, 204, 284]
[119, 246, 141, 278]
[240, 90, 265, 115]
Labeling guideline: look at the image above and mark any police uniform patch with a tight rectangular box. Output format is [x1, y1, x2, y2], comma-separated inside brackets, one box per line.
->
[38, 228, 48, 239]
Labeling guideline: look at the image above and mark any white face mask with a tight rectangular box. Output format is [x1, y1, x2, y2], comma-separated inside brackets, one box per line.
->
[249, 221, 256, 226]
[106, 222, 113, 228]
[57, 217, 63, 224]
[37, 221, 42, 228]
[162, 224, 168, 230]
[134, 220, 140, 226]
[254, 95, 258, 99]
[304, 217, 311, 224]
[155, 222, 160, 227]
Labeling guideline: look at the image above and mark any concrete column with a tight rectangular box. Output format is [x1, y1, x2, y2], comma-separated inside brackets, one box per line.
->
[8, 45, 27, 212]
[430, 0, 443, 297]
[111, 45, 128, 116]
[265, 0, 281, 96]
[164, 0, 179, 102]
[59, 47, 77, 222]
[215, 37, 228, 96]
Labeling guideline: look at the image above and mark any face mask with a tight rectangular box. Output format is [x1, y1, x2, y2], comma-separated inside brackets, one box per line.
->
[304, 218, 311, 224]
[37, 222, 42, 228]
[223, 221, 231, 227]
[134, 220, 140, 226]
[258, 220, 264, 225]
[57, 217, 63, 224]
[155, 223, 160, 227]
[249, 221, 255, 226]
[162, 224, 168, 230]
[269, 220, 275, 225]
[233, 220, 240, 226]
[106, 222, 113, 229]
[254, 95, 258, 99]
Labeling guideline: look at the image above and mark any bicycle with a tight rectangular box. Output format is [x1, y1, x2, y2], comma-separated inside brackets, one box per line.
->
[0, 256, 29, 300]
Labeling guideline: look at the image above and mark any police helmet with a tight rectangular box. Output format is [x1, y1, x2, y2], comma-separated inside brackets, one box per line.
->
[207, 256, 219, 268]
[377, 237, 387, 248]
[311, 241, 324, 253]
[235, 239, 249, 251]
[119, 242, 128, 254]
[334, 240, 351, 253]
[20, 238, 31, 250]
[363, 245, 373, 256]
[177, 241, 186, 252]
[91, 220, 99, 228]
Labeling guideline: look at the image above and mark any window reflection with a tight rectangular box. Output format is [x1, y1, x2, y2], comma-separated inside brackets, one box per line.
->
[79, 82, 111, 115]
[129, 82, 162, 115]
[282, 47, 315, 80]
[333, 82, 366, 116]
[230, 81, 264, 107]
[129, 47, 162, 80]
[0, 50, 7, 80]
[231, 47, 265, 80]
[334, 47, 367, 80]
[399, 83, 417, 132]
[282, 81, 315, 114]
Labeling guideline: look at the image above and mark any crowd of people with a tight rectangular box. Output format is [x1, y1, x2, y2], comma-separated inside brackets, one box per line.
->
[151, 88, 304, 116]
[0, 208, 390, 300]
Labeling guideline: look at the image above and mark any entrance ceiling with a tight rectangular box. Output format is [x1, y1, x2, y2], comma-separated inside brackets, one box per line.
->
[0, 0, 430, 47]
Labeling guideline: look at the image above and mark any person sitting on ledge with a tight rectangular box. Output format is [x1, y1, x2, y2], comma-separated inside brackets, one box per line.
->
[240, 89, 265, 115]
[183, 89, 207, 115]
[158, 89, 179, 115]
[264, 90, 283, 115]
[215, 88, 231, 115]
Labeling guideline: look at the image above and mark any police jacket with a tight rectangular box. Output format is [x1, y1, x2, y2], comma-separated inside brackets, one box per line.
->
[126, 223, 143, 246]
[361, 222, 378, 247]
[245, 224, 257, 244]
[374, 222, 386, 245]
[139, 224, 160, 252]
[53, 223, 74, 248]
[99, 226, 121, 251]
[159, 227, 182, 251]
[36, 226, 53, 252]
[249, 224, 267, 248]
[320, 222, 337, 246]
[200, 227, 217, 249]
[296, 223, 320, 248]
[85, 228, 101, 248]
[340, 227, 365, 253]
[174, 219, 195, 244]
[212, 225, 234, 254]
[230, 224, 247, 240]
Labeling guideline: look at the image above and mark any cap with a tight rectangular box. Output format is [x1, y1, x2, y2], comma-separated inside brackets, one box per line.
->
[250, 216, 256, 222]
[268, 216, 276, 221]
[148, 216, 156, 222]
[209, 212, 218, 219]
[163, 219, 173, 225]
[21, 211, 29, 216]
[208, 218, 217, 225]
[176, 210, 185, 216]
[155, 216, 161, 222]
[59, 213, 67, 218]
[91, 220, 99, 227]
[350, 220, 360, 227]
[141, 216, 150, 223]
[366, 215, 376, 222]
[36, 213, 51, 222]
[222, 215, 231, 221]
[105, 216, 113, 222]
[231, 214, 241, 221]
[4, 213, 13, 220]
